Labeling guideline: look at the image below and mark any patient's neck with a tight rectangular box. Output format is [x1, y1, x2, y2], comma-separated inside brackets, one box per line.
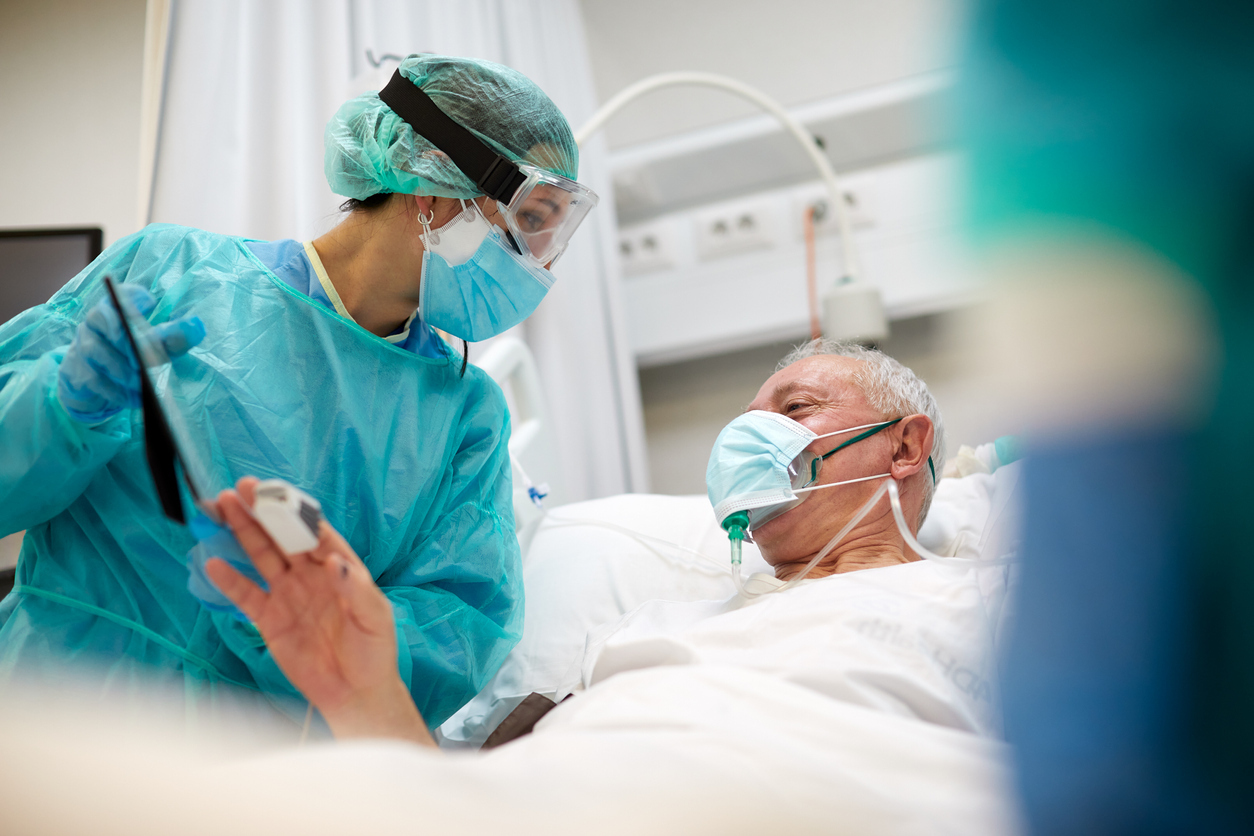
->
[770, 513, 917, 581]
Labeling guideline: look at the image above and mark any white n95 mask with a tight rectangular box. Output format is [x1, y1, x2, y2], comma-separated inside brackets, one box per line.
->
[418, 200, 555, 342]
[706, 410, 901, 531]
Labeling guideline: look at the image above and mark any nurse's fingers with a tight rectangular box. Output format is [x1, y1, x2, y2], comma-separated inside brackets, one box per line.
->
[217, 489, 288, 582]
[236, 476, 261, 508]
[152, 316, 205, 358]
[299, 520, 335, 565]
[205, 557, 268, 623]
[313, 519, 367, 570]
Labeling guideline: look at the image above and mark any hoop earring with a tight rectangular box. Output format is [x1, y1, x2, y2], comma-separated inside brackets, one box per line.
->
[416, 207, 436, 244]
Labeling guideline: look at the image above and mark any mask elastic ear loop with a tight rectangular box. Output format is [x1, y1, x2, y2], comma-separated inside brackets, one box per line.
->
[792, 472, 892, 495]
[808, 418, 903, 484]
[811, 419, 902, 443]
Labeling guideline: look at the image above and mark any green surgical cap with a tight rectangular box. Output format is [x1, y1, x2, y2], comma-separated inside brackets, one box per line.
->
[324, 53, 579, 200]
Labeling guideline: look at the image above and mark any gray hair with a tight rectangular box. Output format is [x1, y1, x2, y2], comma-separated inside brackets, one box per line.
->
[777, 338, 946, 526]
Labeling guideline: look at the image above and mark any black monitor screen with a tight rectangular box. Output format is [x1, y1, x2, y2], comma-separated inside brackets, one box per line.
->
[0, 227, 103, 325]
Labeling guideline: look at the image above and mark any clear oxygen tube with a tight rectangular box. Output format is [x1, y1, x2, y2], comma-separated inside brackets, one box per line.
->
[722, 478, 1016, 599]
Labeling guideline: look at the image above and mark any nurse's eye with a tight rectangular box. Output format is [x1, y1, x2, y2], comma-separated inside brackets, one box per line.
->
[519, 210, 545, 232]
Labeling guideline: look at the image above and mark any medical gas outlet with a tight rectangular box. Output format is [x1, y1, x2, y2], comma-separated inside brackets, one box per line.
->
[694, 204, 779, 260]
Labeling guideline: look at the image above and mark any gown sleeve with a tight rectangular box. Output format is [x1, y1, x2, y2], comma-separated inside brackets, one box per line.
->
[211, 381, 524, 729]
[0, 233, 152, 535]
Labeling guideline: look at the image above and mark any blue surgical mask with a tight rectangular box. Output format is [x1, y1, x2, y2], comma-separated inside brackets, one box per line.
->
[418, 200, 555, 342]
[706, 410, 907, 531]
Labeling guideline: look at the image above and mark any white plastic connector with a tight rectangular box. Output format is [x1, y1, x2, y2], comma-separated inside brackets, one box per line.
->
[252, 479, 323, 556]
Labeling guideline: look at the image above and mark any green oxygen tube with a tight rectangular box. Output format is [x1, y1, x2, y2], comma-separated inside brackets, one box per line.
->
[722, 511, 750, 595]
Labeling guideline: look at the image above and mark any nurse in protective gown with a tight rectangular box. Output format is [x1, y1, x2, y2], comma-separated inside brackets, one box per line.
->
[0, 53, 593, 729]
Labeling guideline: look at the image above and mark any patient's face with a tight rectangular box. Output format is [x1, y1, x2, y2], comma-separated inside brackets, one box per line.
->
[746, 356, 898, 568]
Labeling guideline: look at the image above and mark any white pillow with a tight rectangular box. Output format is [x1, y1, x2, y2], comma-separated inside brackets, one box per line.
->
[918, 467, 1020, 560]
[437, 464, 1022, 749]
[436, 494, 768, 747]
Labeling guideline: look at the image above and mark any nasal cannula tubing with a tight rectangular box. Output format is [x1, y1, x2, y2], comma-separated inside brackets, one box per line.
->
[726, 478, 1018, 599]
[772, 478, 893, 593]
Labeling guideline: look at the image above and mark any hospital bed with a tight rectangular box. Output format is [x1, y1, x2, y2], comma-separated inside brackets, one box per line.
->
[455, 338, 1023, 824]
[0, 338, 1024, 835]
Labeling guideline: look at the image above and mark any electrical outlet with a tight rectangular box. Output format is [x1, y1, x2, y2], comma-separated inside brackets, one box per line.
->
[618, 223, 676, 276]
[694, 205, 778, 260]
[793, 186, 875, 238]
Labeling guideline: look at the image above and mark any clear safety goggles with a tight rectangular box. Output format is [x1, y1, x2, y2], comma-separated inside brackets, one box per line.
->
[378, 70, 598, 269]
[497, 163, 598, 268]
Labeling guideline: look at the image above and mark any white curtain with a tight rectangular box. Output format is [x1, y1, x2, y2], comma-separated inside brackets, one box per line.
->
[147, 0, 649, 501]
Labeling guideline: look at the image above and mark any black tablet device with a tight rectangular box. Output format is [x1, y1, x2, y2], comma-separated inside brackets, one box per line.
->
[103, 276, 214, 524]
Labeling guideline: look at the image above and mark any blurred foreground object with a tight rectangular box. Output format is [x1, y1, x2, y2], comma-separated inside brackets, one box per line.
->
[961, 0, 1254, 833]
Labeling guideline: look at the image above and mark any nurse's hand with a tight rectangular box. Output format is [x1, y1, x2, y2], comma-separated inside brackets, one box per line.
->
[57, 283, 205, 424]
[205, 477, 434, 747]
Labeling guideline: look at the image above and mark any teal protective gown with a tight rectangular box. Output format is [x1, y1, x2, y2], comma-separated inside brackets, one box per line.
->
[0, 224, 522, 728]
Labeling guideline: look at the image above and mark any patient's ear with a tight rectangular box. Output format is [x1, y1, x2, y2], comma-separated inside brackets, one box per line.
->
[890, 414, 934, 480]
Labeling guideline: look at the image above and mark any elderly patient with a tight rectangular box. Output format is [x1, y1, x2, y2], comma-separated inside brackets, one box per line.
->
[727, 339, 945, 580]
[205, 339, 967, 746]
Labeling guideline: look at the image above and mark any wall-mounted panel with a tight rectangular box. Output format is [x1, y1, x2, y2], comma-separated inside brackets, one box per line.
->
[619, 154, 980, 367]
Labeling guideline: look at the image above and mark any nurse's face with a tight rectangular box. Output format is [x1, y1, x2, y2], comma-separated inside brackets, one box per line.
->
[473, 194, 561, 271]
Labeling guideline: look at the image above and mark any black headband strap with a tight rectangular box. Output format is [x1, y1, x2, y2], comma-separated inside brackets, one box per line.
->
[377, 69, 527, 203]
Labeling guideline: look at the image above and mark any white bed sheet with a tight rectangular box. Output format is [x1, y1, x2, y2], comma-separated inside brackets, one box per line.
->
[2, 469, 1023, 834]
[1, 665, 1019, 836]
[565, 558, 1001, 737]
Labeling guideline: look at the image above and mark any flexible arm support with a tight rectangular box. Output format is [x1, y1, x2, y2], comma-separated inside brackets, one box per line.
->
[574, 71, 861, 282]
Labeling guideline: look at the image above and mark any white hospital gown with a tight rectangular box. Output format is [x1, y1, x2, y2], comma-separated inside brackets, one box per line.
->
[561, 558, 1001, 736]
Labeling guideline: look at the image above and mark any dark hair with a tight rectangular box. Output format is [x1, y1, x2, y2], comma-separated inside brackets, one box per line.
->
[339, 192, 394, 212]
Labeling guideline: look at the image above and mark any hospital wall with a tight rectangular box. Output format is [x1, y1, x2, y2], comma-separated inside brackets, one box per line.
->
[615, 151, 1010, 495]
[0, 0, 997, 502]
[581, 0, 961, 151]
[580, 0, 1001, 494]
[0, 0, 146, 247]
[0, 0, 145, 573]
